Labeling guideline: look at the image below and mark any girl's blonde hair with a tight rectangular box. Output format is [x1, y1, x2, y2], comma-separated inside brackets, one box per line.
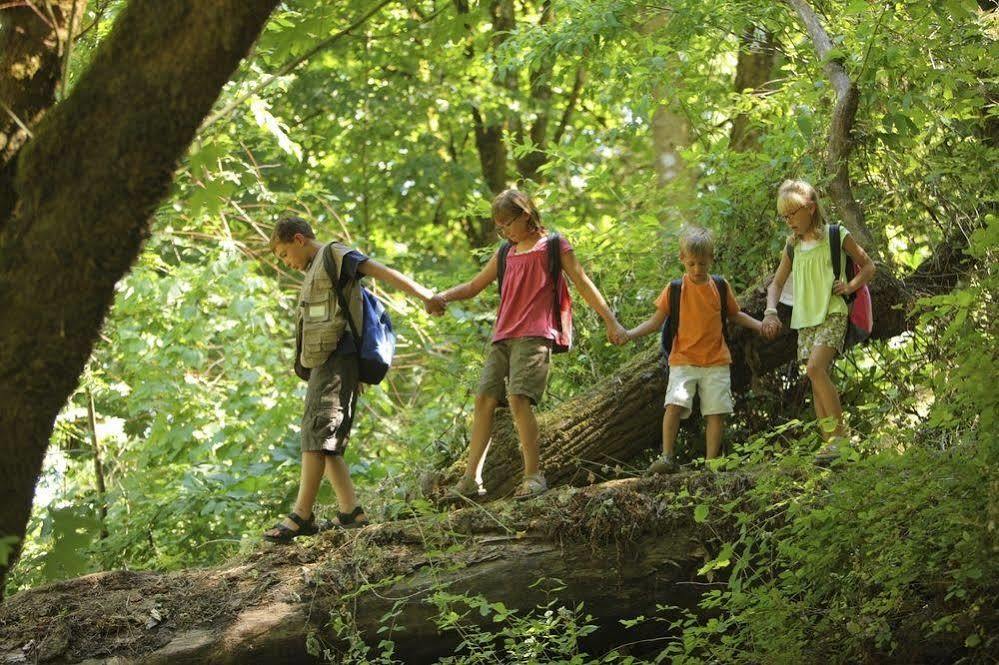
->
[777, 179, 826, 243]
[492, 189, 544, 234]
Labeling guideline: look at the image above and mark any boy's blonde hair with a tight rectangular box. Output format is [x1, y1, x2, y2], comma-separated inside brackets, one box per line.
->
[777, 179, 826, 242]
[679, 226, 714, 258]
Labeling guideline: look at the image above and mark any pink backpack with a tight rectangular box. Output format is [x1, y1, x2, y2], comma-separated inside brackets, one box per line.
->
[786, 224, 872, 348]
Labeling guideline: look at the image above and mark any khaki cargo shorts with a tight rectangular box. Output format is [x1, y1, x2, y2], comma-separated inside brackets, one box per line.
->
[301, 352, 359, 455]
[477, 337, 553, 405]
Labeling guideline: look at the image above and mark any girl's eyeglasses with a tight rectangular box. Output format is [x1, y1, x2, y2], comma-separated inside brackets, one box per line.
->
[778, 203, 808, 221]
[494, 211, 527, 227]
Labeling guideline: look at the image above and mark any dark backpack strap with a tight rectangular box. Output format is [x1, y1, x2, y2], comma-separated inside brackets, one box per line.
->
[323, 244, 363, 352]
[829, 224, 842, 282]
[786, 240, 794, 263]
[547, 232, 563, 332]
[496, 242, 513, 295]
[711, 275, 729, 329]
[669, 277, 682, 343]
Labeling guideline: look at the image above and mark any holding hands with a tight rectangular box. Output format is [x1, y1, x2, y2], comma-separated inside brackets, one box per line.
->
[425, 293, 448, 316]
[606, 319, 630, 346]
[761, 311, 782, 340]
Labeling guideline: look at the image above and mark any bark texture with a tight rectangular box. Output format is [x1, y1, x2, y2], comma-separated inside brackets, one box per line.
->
[0, 0, 281, 595]
[730, 27, 778, 152]
[0, 476, 734, 664]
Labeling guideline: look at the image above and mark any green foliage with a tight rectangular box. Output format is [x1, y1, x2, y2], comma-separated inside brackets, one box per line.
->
[11, 1, 996, 661]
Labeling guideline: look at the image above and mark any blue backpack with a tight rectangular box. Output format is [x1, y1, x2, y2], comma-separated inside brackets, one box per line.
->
[323, 245, 396, 384]
[660, 275, 730, 358]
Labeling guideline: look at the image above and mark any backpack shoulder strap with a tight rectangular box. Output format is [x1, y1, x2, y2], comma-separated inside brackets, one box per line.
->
[711, 275, 729, 326]
[669, 277, 682, 338]
[547, 232, 564, 331]
[546, 232, 562, 282]
[323, 244, 362, 346]
[496, 242, 514, 295]
[785, 240, 794, 263]
[829, 224, 842, 282]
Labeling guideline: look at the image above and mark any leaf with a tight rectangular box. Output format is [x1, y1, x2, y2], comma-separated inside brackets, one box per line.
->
[694, 504, 709, 523]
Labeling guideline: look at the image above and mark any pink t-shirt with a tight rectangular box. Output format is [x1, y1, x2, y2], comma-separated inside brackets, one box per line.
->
[492, 235, 573, 343]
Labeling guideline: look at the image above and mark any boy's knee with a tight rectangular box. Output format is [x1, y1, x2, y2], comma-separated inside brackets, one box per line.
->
[664, 404, 684, 418]
[474, 393, 500, 411]
[507, 394, 533, 414]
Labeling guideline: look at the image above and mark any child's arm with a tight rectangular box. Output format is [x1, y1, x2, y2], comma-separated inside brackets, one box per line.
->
[762, 251, 792, 340]
[560, 251, 628, 344]
[731, 311, 763, 334]
[359, 259, 435, 304]
[626, 308, 668, 342]
[437, 253, 499, 304]
[725, 279, 763, 335]
[833, 236, 876, 295]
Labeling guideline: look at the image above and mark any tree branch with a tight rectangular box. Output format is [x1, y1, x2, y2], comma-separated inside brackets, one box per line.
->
[786, 0, 875, 250]
[199, 0, 395, 132]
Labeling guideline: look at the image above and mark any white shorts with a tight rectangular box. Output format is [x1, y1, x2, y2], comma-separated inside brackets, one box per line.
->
[664, 365, 733, 420]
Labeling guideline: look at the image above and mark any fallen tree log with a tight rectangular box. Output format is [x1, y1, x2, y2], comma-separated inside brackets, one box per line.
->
[0, 474, 744, 664]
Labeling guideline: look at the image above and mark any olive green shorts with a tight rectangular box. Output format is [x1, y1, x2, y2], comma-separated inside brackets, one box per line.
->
[477, 337, 553, 406]
[301, 352, 359, 455]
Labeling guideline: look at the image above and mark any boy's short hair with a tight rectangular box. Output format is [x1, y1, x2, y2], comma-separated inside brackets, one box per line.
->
[679, 227, 714, 258]
[269, 216, 316, 249]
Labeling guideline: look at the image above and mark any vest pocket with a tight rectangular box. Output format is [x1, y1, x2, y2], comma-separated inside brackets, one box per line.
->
[304, 295, 332, 323]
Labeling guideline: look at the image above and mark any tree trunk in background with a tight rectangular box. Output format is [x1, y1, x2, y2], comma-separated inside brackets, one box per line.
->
[0, 477, 731, 664]
[787, 0, 875, 249]
[0, 0, 280, 597]
[435, 245, 968, 498]
[730, 27, 778, 152]
[464, 0, 581, 246]
[0, 1, 85, 224]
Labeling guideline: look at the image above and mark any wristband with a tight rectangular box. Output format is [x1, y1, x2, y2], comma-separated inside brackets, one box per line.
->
[763, 308, 778, 317]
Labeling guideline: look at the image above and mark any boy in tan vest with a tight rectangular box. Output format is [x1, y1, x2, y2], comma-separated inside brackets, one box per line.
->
[263, 217, 444, 542]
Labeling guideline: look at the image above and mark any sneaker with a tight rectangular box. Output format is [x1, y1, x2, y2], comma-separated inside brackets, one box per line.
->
[513, 473, 548, 501]
[645, 454, 679, 476]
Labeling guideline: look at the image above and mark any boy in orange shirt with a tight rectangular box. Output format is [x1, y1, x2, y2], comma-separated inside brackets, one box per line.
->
[623, 228, 763, 473]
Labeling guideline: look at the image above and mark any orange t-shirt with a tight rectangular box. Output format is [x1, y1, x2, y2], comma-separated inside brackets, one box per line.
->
[655, 275, 740, 367]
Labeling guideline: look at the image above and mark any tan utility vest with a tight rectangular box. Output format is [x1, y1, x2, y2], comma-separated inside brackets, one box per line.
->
[297, 242, 364, 369]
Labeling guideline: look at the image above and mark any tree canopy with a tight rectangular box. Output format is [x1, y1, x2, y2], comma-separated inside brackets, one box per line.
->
[0, 0, 995, 662]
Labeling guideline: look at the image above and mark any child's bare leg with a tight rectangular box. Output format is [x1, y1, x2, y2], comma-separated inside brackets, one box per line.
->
[806, 345, 846, 439]
[662, 405, 683, 456]
[704, 414, 724, 459]
[324, 455, 361, 513]
[466, 393, 500, 483]
[508, 394, 540, 477]
[267, 452, 325, 534]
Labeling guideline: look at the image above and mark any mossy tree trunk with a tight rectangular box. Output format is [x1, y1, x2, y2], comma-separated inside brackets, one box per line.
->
[0, 477, 733, 664]
[0, 0, 281, 596]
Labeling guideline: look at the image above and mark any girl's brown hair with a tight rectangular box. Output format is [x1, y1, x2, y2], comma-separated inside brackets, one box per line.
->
[491, 189, 545, 234]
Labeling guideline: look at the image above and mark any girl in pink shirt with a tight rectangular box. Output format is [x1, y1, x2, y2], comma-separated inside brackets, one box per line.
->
[431, 189, 626, 500]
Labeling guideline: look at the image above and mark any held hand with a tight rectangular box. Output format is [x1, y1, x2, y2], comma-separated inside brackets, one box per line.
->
[425, 294, 448, 316]
[832, 280, 853, 296]
[761, 315, 782, 340]
[607, 321, 629, 346]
